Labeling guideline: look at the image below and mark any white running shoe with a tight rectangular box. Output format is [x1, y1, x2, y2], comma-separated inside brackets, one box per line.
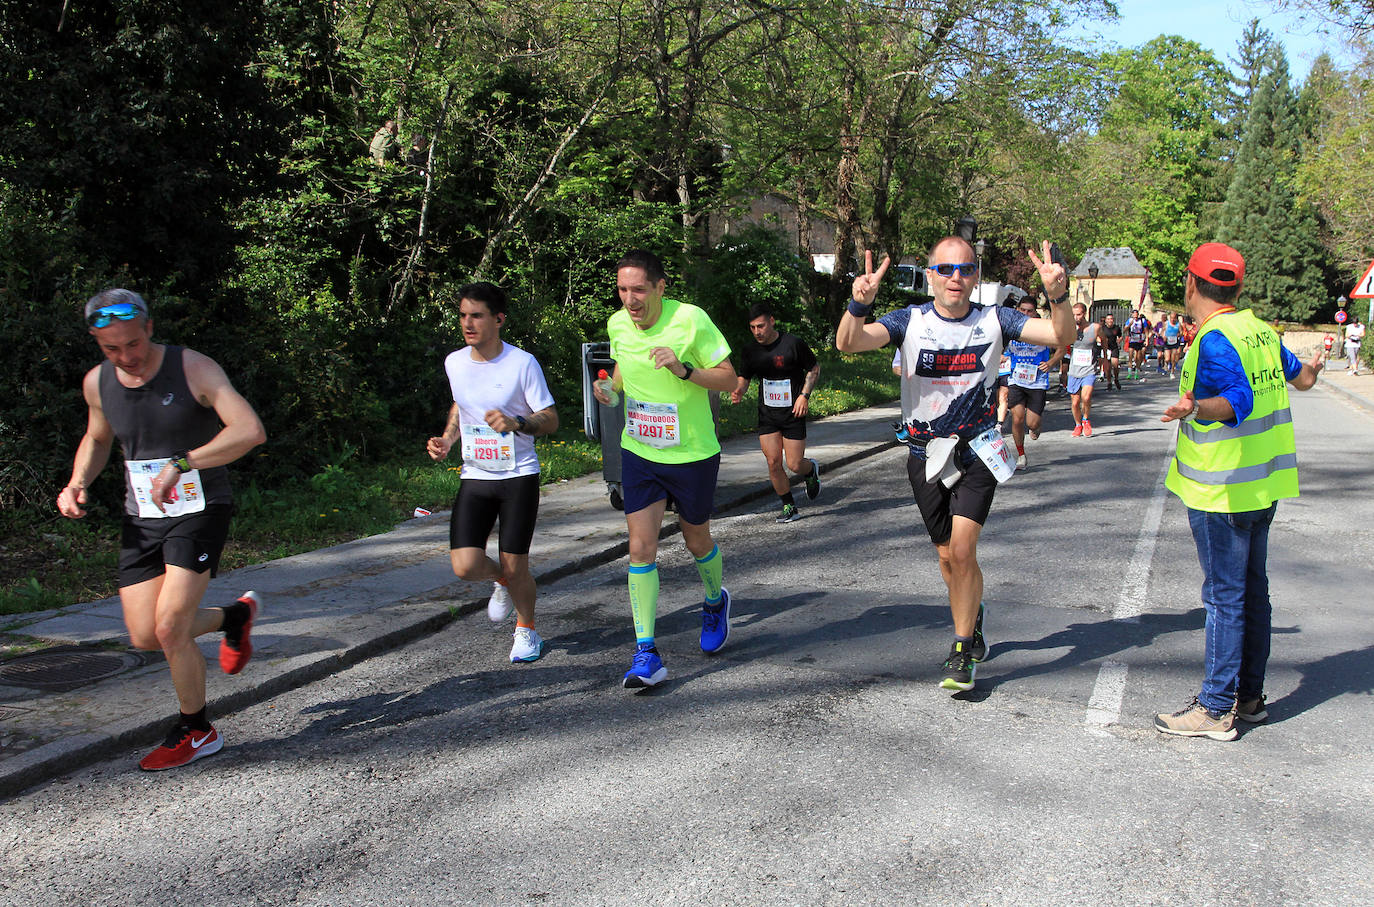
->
[1015, 452, 1027, 470]
[488, 581, 513, 622]
[510, 627, 544, 663]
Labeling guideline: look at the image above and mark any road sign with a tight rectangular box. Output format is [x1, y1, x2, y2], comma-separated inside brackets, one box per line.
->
[1351, 259, 1374, 299]
[1336, 310, 1348, 324]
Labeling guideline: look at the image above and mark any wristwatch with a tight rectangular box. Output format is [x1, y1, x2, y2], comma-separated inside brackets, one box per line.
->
[1183, 400, 1201, 422]
[515, 415, 528, 433]
[680, 364, 695, 382]
[1050, 291, 1070, 305]
[169, 452, 192, 473]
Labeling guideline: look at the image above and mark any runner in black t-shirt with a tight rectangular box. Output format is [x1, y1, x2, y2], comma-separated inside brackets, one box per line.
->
[731, 303, 822, 522]
[1097, 313, 1123, 390]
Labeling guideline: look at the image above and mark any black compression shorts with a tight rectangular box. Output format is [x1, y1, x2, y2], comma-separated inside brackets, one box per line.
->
[449, 474, 541, 555]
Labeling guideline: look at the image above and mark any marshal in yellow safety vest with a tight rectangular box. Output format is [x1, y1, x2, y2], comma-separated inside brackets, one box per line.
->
[1165, 309, 1299, 513]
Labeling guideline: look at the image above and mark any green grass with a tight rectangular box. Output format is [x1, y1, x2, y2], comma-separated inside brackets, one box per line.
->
[0, 352, 897, 617]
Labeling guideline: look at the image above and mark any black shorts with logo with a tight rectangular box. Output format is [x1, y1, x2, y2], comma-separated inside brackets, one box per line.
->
[907, 455, 999, 546]
[118, 504, 234, 588]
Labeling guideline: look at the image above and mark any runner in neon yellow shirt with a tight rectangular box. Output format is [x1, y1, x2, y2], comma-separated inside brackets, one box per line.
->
[592, 249, 737, 688]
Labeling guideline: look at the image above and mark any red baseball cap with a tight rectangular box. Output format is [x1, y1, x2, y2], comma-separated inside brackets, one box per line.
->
[1187, 243, 1245, 287]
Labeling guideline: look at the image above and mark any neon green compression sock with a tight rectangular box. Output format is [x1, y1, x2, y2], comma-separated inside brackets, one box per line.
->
[695, 544, 723, 606]
[628, 562, 659, 644]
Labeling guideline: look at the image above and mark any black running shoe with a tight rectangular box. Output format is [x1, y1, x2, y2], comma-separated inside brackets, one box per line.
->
[970, 604, 987, 662]
[804, 458, 821, 500]
[940, 640, 976, 692]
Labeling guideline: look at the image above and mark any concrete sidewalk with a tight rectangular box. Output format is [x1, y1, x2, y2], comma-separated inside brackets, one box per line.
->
[0, 403, 901, 796]
[1317, 358, 1374, 412]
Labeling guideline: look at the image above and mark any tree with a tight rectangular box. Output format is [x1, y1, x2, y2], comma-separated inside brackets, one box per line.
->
[1217, 47, 1329, 321]
[0, 0, 280, 295]
[1296, 48, 1374, 279]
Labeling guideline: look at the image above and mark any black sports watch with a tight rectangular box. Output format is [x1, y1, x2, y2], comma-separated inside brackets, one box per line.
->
[515, 415, 528, 433]
[680, 364, 695, 382]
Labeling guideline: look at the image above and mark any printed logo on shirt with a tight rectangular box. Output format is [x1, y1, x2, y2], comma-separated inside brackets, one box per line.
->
[915, 344, 994, 377]
[162, 393, 175, 406]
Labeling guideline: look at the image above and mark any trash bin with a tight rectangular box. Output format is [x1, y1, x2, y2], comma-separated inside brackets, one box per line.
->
[582, 342, 626, 509]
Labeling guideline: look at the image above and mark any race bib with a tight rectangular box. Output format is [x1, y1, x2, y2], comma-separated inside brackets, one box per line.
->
[761, 378, 792, 408]
[1070, 347, 1094, 370]
[461, 424, 515, 472]
[969, 427, 1016, 484]
[126, 457, 207, 519]
[1013, 362, 1039, 385]
[625, 398, 681, 449]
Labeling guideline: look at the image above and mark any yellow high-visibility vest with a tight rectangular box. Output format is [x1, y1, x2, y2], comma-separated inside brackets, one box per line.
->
[1165, 309, 1299, 513]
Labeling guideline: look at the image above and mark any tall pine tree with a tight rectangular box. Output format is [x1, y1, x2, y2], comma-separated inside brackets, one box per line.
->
[1217, 47, 1327, 322]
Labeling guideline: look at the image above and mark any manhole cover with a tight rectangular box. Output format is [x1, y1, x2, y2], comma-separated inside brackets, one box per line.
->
[0, 646, 151, 692]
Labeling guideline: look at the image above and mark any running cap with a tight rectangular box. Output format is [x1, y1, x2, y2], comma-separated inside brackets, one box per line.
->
[1187, 243, 1244, 288]
[85, 288, 149, 321]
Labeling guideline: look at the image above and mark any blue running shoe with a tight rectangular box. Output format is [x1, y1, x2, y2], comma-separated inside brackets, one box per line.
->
[622, 643, 667, 688]
[700, 588, 731, 653]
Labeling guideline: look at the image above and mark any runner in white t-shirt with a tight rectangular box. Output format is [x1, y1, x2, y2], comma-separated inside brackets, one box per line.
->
[1345, 318, 1365, 375]
[427, 282, 558, 664]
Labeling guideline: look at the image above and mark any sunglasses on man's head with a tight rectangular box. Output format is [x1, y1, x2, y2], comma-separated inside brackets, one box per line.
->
[930, 262, 978, 277]
[87, 302, 143, 328]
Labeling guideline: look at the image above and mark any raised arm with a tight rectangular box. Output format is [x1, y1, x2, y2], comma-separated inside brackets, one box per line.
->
[1019, 241, 1074, 349]
[836, 251, 894, 353]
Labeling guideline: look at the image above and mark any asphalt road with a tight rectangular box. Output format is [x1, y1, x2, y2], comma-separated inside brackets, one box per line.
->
[4, 380, 1372, 907]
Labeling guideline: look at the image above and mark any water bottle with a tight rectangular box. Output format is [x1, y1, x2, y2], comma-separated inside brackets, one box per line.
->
[596, 369, 619, 407]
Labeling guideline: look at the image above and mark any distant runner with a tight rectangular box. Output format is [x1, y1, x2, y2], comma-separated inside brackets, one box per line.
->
[1068, 303, 1099, 437]
[731, 303, 822, 523]
[1125, 309, 1151, 380]
[1005, 296, 1063, 469]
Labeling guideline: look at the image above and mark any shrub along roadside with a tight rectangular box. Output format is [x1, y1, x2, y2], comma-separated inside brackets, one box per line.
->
[1, 352, 897, 617]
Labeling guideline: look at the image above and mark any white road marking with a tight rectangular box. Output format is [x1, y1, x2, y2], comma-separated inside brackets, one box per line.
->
[1085, 443, 1174, 733]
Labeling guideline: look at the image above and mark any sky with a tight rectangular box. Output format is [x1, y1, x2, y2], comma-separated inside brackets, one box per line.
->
[1073, 0, 1353, 78]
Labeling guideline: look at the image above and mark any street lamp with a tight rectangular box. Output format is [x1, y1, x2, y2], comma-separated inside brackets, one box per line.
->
[1087, 261, 1099, 316]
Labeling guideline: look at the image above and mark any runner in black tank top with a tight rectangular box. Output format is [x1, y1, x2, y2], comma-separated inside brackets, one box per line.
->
[57, 290, 266, 771]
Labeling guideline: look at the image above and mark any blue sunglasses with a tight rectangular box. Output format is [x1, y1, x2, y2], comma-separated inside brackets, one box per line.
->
[88, 302, 143, 328]
[930, 262, 978, 277]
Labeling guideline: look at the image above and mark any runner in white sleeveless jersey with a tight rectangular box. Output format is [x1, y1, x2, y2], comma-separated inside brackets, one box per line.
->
[836, 238, 1073, 693]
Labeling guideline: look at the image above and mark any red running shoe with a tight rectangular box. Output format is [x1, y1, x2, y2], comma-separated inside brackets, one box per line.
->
[1071, 423, 1084, 437]
[139, 722, 222, 771]
[219, 591, 260, 675]
[1082, 420, 1093, 438]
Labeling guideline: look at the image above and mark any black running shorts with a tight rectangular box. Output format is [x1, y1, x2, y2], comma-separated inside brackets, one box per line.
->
[907, 455, 999, 546]
[1006, 385, 1047, 416]
[118, 504, 233, 588]
[757, 407, 807, 440]
[449, 474, 541, 555]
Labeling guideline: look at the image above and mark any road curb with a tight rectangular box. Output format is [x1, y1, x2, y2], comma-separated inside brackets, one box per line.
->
[1317, 376, 1374, 414]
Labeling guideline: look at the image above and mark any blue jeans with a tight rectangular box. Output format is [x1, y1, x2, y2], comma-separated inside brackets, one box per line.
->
[1187, 504, 1276, 714]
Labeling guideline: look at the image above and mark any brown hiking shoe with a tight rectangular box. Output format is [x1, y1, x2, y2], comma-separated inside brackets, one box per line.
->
[1154, 699, 1237, 741]
[1236, 695, 1268, 724]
